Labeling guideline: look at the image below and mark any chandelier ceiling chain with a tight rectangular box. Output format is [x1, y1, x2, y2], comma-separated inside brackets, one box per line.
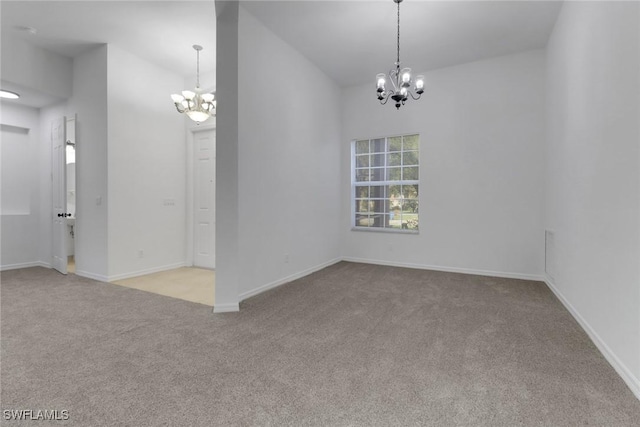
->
[196, 45, 201, 88]
[171, 45, 216, 124]
[376, 0, 425, 110]
[396, 0, 400, 65]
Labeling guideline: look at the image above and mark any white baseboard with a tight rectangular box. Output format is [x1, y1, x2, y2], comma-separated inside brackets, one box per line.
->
[0, 261, 50, 272]
[213, 303, 240, 313]
[75, 270, 109, 282]
[237, 257, 540, 305]
[107, 262, 187, 282]
[238, 257, 342, 302]
[544, 274, 640, 401]
[342, 257, 544, 282]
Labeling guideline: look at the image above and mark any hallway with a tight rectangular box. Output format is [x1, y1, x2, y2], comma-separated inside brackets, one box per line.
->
[113, 267, 214, 306]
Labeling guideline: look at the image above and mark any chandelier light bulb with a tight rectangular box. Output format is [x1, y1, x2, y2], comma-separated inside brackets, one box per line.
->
[401, 68, 411, 83]
[186, 111, 210, 123]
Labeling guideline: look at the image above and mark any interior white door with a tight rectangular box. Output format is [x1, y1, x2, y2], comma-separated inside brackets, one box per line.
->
[193, 128, 216, 269]
[51, 116, 67, 274]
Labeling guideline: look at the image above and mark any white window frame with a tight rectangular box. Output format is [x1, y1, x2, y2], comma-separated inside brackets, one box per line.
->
[351, 134, 420, 234]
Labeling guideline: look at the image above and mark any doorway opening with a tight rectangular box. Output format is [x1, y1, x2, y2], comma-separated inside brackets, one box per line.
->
[65, 116, 76, 273]
[51, 115, 77, 276]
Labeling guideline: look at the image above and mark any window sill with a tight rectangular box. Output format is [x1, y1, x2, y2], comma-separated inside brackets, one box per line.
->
[351, 227, 419, 235]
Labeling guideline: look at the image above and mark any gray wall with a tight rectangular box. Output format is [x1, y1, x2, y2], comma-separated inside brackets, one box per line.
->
[545, 1, 640, 397]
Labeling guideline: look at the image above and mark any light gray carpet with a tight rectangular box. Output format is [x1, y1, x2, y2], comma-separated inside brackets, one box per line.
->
[2, 262, 639, 426]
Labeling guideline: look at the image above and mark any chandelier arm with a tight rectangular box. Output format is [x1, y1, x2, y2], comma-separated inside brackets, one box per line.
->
[379, 93, 393, 105]
[408, 91, 422, 101]
[389, 68, 400, 93]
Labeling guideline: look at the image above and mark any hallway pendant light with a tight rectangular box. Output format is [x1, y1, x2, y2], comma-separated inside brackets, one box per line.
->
[171, 45, 215, 124]
[376, 0, 424, 110]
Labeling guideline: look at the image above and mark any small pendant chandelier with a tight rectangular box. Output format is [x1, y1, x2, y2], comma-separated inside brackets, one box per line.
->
[376, 0, 424, 110]
[171, 45, 215, 124]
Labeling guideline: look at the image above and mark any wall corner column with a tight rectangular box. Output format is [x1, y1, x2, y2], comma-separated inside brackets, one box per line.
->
[213, 0, 240, 313]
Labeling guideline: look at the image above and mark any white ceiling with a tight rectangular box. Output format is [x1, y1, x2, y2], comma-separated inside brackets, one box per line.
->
[1, 0, 217, 77]
[1, 0, 562, 104]
[242, 0, 563, 87]
[0, 80, 65, 108]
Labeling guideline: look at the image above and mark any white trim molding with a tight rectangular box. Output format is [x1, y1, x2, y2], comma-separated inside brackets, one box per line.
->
[342, 256, 544, 282]
[544, 274, 640, 401]
[75, 270, 109, 283]
[106, 262, 186, 282]
[213, 303, 240, 313]
[238, 258, 342, 302]
[0, 261, 51, 271]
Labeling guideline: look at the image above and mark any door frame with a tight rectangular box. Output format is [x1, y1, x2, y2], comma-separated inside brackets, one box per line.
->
[186, 122, 216, 267]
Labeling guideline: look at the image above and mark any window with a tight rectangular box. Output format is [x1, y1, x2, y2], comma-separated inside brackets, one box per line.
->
[352, 134, 419, 232]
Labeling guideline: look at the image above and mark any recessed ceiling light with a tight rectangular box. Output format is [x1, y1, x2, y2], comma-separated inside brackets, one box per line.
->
[15, 25, 37, 35]
[0, 90, 21, 99]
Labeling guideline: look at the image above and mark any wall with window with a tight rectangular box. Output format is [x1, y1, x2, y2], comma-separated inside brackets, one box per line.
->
[545, 1, 640, 396]
[341, 49, 546, 279]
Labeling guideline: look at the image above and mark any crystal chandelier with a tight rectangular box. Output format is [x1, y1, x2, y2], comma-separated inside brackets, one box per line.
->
[376, 0, 424, 110]
[171, 45, 215, 124]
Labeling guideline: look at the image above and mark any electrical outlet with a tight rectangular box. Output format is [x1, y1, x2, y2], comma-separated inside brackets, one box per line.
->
[284, 253, 290, 263]
[163, 199, 176, 206]
[138, 249, 144, 258]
